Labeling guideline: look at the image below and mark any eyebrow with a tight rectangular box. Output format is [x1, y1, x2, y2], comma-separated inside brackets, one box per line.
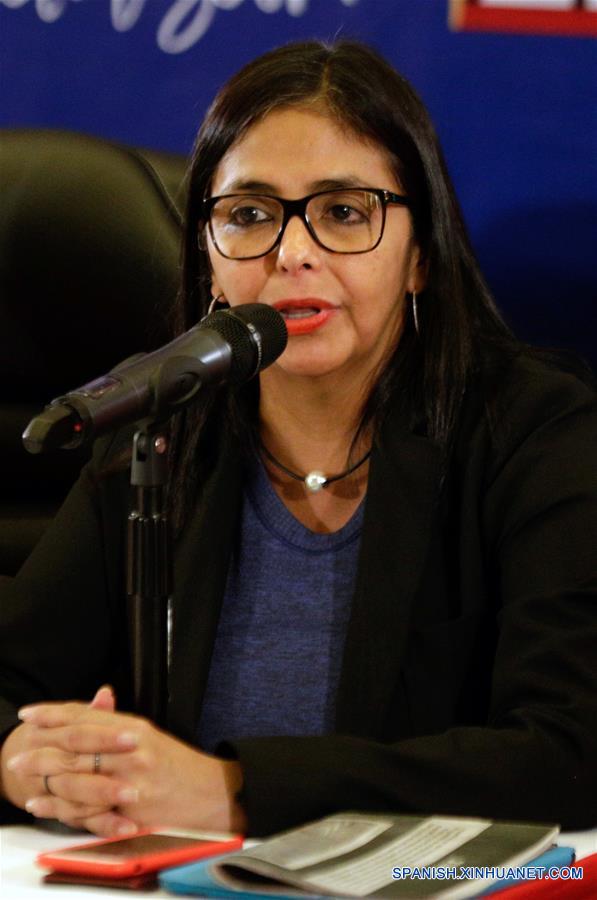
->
[216, 175, 371, 195]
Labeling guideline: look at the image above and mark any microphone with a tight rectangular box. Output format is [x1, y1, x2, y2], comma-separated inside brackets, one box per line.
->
[22, 303, 287, 454]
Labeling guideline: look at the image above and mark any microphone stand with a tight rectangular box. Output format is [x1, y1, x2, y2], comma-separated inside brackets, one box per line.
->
[21, 306, 287, 727]
[127, 425, 172, 727]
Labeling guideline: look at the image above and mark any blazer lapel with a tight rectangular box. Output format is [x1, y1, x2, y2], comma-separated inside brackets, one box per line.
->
[335, 416, 443, 738]
[167, 437, 244, 742]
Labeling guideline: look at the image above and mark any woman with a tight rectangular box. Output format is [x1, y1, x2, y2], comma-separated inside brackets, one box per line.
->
[1, 41, 596, 839]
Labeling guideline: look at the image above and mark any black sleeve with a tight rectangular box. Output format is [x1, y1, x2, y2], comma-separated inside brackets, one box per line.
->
[0, 438, 131, 739]
[224, 369, 597, 836]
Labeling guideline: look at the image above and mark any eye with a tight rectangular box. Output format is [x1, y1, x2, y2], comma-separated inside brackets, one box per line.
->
[228, 204, 271, 226]
[315, 191, 376, 226]
[325, 203, 368, 225]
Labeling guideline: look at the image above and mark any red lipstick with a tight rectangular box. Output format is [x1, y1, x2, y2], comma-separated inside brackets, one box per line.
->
[272, 298, 336, 336]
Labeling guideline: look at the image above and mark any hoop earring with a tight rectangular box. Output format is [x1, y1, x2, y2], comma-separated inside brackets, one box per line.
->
[411, 291, 420, 336]
[207, 293, 229, 315]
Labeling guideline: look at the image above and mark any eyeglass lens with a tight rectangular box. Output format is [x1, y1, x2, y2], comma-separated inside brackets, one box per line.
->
[209, 190, 385, 258]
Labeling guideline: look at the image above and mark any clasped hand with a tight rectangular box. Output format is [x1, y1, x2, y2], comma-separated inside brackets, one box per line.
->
[1, 687, 246, 837]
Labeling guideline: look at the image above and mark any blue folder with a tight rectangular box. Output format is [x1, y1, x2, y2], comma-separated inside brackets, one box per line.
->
[159, 845, 575, 899]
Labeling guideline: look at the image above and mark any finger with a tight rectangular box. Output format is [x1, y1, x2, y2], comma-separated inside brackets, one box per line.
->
[62, 811, 139, 839]
[23, 723, 139, 754]
[26, 774, 139, 812]
[89, 686, 116, 712]
[19, 701, 121, 727]
[25, 794, 110, 821]
[19, 701, 89, 727]
[7, 747, 116, 779]
[53, 773, 139, 808]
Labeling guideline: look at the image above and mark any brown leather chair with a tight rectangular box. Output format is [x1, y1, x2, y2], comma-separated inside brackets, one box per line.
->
[0, 129, 187, 575]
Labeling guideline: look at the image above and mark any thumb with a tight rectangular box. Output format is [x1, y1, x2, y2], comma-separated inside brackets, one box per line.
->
[89, 685, 116, 712]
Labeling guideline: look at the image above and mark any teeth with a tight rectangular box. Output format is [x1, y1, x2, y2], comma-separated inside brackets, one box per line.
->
[282, 308, 320, 319]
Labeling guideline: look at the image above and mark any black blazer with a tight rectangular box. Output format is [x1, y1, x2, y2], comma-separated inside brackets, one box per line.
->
[1, 353, 597, 835]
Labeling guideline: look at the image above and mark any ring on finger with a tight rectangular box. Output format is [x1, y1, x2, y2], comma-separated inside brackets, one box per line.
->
[93, 752, 101, 775]
[43, 774, 55, 796]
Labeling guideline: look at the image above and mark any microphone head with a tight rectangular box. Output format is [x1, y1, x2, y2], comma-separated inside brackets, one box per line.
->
[22, 404, 84, 454]
[199, 303, 288, 383]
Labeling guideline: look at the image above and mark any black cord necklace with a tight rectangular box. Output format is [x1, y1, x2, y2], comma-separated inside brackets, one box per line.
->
[260, 442, 371, 493]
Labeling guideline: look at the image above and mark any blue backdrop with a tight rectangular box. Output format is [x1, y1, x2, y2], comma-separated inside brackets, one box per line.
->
[1, 0, 595, 365]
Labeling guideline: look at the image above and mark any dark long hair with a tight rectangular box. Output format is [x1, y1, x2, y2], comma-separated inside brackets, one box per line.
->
[168, 40, 516, 528]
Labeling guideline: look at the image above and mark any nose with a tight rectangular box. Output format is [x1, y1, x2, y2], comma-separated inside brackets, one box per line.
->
[275, 213, 321, 274]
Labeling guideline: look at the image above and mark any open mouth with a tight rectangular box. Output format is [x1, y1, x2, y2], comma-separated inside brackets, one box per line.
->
[273, 298, 334, 315]
[280, 306, 322, 319]
[272, 299, 336, 335]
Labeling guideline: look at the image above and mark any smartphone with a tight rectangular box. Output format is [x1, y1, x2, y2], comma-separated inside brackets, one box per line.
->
[43, 870, 158, 891]
[37, 828, 243, 878]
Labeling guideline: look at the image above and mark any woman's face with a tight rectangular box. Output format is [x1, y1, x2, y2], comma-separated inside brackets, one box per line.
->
[207, 106, 424, 384]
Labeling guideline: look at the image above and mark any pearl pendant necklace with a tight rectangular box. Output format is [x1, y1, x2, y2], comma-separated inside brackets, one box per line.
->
[260, 443, 371, 493]
[304, 471, 327, 493]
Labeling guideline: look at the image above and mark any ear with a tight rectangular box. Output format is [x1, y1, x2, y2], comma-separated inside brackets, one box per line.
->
[408, 243, 428, 295]
[210, 274, 223, 300]
[207, 230, 222, 299]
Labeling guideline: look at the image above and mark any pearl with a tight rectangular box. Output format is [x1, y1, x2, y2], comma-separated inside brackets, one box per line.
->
[304, 471, 327, 493]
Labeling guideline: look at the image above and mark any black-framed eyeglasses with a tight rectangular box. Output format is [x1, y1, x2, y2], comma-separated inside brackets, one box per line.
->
[201, 188, 411, 260]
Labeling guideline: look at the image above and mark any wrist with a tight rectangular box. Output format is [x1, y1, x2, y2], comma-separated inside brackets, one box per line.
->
[221, 759, 248, 834]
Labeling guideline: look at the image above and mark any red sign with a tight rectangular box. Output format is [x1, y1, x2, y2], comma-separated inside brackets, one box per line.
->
[450, 1, 597, 36]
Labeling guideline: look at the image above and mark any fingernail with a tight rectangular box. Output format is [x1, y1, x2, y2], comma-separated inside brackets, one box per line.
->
[25, 798, 43, 815]
[18, 707, 34, 721]
[117, 822, 138, 836]
[117, 732, 139, 748]
[6, 754, 24, 771]
[117, 787, 139, 804]
[95, 685, 113, 699]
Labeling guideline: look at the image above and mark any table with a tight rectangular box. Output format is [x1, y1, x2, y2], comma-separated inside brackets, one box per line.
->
[2, 823, 597, 898]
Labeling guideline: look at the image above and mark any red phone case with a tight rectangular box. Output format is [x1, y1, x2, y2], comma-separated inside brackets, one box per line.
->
[37, 829, 243, 878]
